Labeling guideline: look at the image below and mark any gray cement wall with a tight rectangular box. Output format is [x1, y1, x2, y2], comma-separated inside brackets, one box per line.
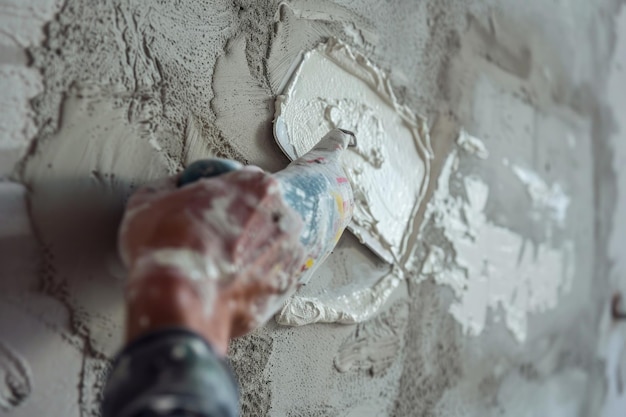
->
[0, 0, 625, 416]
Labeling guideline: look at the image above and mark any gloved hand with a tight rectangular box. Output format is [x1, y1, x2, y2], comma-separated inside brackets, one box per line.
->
[118, 161, 306, 354]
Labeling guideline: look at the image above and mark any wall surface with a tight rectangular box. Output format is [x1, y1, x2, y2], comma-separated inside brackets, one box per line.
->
[0, 0, 625, 416]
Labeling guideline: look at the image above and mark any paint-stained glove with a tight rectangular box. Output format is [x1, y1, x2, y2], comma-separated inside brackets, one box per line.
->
[119, 164, 306, 343]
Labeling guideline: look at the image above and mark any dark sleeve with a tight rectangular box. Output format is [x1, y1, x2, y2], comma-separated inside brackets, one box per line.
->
[102, 328, 239, 417]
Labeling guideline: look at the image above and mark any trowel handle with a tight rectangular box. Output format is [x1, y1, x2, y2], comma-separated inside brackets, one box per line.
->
[273, 129, 356, 285]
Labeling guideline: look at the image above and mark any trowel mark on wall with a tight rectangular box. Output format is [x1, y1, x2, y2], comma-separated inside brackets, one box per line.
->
[334, 301, 408, 376]
[0, 341, 32, 412]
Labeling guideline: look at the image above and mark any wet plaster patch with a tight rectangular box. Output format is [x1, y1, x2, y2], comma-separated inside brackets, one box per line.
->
[275, 231, 408, 325]
[271, 38, 433, 327]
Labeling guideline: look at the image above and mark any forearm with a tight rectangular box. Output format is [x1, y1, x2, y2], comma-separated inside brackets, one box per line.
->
[102, 270, 239, 417]
[125, 269, 232, 355]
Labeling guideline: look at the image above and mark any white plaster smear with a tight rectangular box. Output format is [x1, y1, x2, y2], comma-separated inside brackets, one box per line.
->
[274, 37, 432, 264]
[424, 151, 575, 342]
[273, 38, 431, 326]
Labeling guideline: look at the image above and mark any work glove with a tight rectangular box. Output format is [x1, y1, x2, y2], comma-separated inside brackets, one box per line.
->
[118, 160, 306, 351]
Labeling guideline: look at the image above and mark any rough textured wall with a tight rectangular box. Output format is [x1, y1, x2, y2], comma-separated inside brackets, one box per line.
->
[0, 0, 625, 416]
